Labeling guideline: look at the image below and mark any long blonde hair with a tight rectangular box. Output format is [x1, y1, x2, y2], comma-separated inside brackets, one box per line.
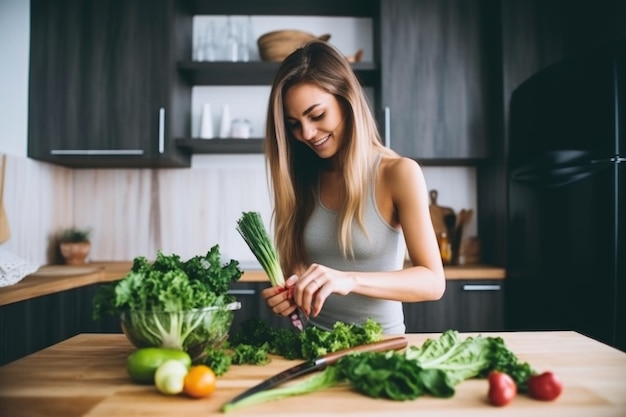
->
[265, 40, 393, 274]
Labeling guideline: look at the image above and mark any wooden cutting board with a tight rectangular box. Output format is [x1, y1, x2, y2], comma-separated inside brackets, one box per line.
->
[0, 332, 624, 416]
[429, 189, 455, 237]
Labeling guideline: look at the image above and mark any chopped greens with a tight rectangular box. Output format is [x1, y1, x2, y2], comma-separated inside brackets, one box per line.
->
[202, 346, 233, 376]
[231, 343, 270, 365]
[229, 317, 383, 361]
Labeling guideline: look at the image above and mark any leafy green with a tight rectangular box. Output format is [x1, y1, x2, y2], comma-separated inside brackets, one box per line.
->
[222, 366, 344, 413]
[236, 211, 284, 287]
[92, 245, 242, 356]
[202, 346, 233, 376]
[299, 319, 383, 359]
[405, 330, 494, 386]
[337, 351, 431, 400]
[229, 317, 383, 361]
[478, 336, 535, 391]
[221, 329, 535, 412]
[231, 343, 270, 365]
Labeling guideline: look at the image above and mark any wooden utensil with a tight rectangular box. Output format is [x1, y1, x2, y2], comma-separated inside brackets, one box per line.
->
[428, 190, 455, 237]
[451, 209, 473, 265]
[0, 154, 10, 243]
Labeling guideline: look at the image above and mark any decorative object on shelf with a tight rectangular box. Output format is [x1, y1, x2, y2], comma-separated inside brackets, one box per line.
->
[58, 227, 91, 266]
[230, 119, 252, 139]
[257, 29, 364, 63]
[257, 30, 331, 62]
[219, 104, 232, 138]
[346, 49, 364, 63]
[199, 103, 214, 139]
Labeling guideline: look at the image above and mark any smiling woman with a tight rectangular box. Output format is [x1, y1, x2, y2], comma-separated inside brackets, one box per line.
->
[259, 40, 445, 334]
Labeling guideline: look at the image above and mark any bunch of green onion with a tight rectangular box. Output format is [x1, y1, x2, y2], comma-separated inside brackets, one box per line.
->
[236, 211, 303, 330]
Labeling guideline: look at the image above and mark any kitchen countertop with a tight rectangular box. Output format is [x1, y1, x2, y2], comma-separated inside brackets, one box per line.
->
[0, 331, 624, 416]
[0, 262, 505, 307]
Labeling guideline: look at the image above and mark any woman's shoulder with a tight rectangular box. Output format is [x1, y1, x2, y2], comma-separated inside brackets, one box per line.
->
[378, 154, 424, 183]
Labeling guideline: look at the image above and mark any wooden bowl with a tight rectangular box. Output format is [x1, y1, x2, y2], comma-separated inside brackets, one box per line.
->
[257, 30, 331, 62]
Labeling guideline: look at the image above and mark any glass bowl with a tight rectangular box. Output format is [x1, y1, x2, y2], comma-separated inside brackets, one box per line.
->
[120, 301, 241, 362]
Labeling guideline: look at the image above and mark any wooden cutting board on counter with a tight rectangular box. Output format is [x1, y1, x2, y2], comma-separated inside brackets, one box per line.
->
[0, 332, 624, 416]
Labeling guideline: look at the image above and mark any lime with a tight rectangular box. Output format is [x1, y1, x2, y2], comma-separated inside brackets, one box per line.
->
[126, 347, 191, 384]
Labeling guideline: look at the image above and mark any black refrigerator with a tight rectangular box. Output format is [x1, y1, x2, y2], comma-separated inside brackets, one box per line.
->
[506, 38, 626, 352]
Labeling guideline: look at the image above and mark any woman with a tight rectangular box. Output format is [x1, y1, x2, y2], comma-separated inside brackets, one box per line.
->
[262, 40, 445, 334]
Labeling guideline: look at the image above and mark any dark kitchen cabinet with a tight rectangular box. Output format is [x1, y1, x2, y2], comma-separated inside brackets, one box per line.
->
[403, 280, 504, 333]
[0, 283, 120, 366]
[27, 0, 191, 168]
[380, 0, 490, 161]
[228, 282, 292, 335]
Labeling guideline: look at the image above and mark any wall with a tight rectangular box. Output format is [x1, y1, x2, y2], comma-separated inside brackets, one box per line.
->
[0, 0, 478, 268]
[0, 0, 29, 157]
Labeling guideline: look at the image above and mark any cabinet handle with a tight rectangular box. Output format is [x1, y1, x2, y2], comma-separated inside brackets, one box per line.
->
[50, 149, 144, 155]
[158, 107, 165, 154]
[462, 284, 502, 291]
[227, 289, 256, 295]
[384, 106, 391, 148]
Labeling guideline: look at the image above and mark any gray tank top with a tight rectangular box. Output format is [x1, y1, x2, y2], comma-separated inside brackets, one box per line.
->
[303, 154, 406, 334]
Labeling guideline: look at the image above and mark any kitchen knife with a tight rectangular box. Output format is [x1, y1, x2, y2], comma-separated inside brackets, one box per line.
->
[222, 336, 408, 408]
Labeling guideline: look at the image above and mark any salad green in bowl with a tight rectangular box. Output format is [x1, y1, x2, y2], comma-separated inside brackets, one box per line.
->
[120, 302, 240, 362]
[93, 245, 243, 362]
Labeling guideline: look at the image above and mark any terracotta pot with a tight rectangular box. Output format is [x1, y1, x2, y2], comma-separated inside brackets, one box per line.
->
[60, 242, 91, 265]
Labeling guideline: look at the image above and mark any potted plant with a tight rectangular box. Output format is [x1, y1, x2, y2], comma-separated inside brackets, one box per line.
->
[58, 227, 92, 265]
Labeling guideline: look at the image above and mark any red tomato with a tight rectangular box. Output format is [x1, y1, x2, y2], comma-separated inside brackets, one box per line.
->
[527, 371, 563, 401]
[488, 371, 517, 406]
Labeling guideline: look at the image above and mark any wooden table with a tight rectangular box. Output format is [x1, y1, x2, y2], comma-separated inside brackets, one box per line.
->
[0, 331, 624, 416]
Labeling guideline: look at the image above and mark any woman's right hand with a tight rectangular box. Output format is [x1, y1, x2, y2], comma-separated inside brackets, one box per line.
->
[261, 275, 298, 317]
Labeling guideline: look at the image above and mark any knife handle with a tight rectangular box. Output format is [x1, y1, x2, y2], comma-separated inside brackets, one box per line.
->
[320, 336, 409, 366]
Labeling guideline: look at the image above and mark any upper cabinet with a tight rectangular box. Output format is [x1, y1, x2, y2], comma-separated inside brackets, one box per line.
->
[28, 0, 191, 168]
[380, 0, 490, 162]
[27, 0, 494, 168]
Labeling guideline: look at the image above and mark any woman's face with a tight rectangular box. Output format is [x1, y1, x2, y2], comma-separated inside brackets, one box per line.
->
[283, 83, 346, 159]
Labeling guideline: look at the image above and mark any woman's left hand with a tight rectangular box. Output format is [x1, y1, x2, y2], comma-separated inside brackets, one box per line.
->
[293, 263, 356, 317]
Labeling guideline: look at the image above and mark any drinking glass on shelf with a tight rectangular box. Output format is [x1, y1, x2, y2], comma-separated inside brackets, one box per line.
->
[225, 16, 239, 62]
[203, 21, 218, 62]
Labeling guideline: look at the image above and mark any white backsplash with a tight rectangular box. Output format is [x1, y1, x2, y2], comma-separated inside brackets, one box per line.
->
[2, 153, 476, 267]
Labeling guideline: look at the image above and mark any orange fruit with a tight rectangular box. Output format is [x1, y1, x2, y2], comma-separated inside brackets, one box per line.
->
[183, 365, 217, 398]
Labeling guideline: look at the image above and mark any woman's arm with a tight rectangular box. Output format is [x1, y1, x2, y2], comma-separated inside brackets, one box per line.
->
[293, 157, 446, 318]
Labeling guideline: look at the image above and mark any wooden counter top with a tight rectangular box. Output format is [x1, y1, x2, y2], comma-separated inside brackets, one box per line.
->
[0, 331, 624, 416]
[0, 262, 505, 307]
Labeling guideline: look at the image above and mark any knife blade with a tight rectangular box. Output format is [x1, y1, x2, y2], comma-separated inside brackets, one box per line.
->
[222, 336, 408, 408]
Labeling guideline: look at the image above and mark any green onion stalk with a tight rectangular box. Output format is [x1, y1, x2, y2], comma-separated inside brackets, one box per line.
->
[236, 211, 304, 331]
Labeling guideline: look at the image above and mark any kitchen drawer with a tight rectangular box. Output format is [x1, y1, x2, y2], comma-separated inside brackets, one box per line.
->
[403, 279, 504, 333]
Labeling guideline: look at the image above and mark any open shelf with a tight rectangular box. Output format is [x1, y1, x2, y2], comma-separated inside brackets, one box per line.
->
[176, 138, 264, 154]
[178, 61, 379, 86]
